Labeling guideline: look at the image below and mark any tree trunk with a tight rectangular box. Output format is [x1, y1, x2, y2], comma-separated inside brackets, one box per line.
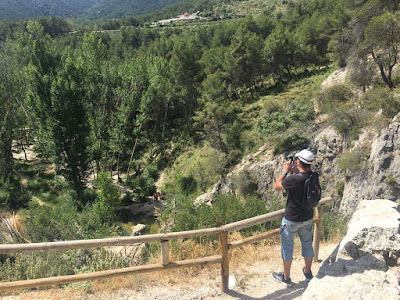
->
[127, 137, 139, 177]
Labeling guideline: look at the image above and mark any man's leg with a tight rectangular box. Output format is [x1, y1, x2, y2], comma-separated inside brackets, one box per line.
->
[280, 218, 295, 278]
[273, 218, 294, 287]
[298, 218, 314, 280]
[283, 259, 292, 279]
[304, 257, 312, 273]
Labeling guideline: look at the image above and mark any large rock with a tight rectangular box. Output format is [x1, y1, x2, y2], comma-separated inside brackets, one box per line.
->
[302, 199, 400, 299]
[341, 119, 400, 215]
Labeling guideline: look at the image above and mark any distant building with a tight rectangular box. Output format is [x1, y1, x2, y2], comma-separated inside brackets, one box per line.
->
[155, 11, 202, 26]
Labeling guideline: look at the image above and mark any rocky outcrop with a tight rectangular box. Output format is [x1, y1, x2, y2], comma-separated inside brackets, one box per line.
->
[340, 118, 400, 214]
[194, 126, 343, 206]
[302, 199, 400, 299]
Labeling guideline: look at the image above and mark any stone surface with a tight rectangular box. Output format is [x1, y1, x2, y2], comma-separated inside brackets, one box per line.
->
[302, 199, 400, 300]
[194, 125, 343, 206]
[340, 120, 400, 215]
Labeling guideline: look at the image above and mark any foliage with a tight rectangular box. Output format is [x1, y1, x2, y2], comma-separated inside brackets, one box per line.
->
[336, 181, 345, 198]
[231, 170, 259, 199]
[163, 145, 227, 196]
[273, 131, 309, 155]
[128, 167, 157, 202]
[171, 194, 269, 234]
[321, 208, 347, 242]
[338, 145, 371, 176]
[23, 187, 122, 243]
[360, 87, 400, 119]
[317, 84, 371, 140]
[0, 248, 129, 282]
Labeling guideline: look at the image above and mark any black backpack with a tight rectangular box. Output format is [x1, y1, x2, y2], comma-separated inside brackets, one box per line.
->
[300, 172, 321, 209]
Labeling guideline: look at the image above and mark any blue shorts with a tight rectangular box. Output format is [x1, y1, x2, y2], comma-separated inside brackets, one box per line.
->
[280, 217, 314, 261]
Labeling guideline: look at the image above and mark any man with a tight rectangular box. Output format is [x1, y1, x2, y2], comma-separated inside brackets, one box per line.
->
[272, 149, 317, 287]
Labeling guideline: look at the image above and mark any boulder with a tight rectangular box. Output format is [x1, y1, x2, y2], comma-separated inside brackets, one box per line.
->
[341, 120, 400, 215]
[302, 199, 400, 299]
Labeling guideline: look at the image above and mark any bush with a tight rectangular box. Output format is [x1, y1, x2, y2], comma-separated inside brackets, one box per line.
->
[231, 170, 259, 199]
[128, 169, 156, 202]
[360, 87, 400, 119]
[321, 206, 348, 242]
[336, 181, 345, 197]
[23, 188, 123, 243]
[338, 145, 371, 176]
[0, 176, 31, 210]
[273, 131, 309, 154]
[171, 194, 269, 235]
[0, 248, 129, 282]
[316, 84, 353, 112]
[256, 111, 289, 136]
[163, 145, 228, 197]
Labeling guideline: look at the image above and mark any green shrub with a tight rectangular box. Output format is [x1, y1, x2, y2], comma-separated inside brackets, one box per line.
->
[316, 84, 353, 112]
[163, 145, 228, 197]
[231, 170, 259, 199]
[256, 111, 289, 136]
[0, 249, 129, 282]
[171, 194, 270, 235]
[336, 181, 345, 197]
[384, 176, 397, 185]
[0, 175, 31, 210]
[327, 105, 371, 140]
[321, 206, 348, 242]
[338, 145, 371, 176]
[128, 169, 156, 202]
[361, 87, 400, 119]
[273, 131, 309, 154]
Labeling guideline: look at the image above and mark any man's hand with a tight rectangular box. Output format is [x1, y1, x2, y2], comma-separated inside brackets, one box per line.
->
[284, 161, 292, 173]
[274, 161, 292, 191]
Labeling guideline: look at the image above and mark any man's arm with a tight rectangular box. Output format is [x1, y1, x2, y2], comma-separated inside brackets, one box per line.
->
[274, 161, 292, 191]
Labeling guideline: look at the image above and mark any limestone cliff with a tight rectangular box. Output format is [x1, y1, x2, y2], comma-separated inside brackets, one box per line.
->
[195, 113, 400, 218]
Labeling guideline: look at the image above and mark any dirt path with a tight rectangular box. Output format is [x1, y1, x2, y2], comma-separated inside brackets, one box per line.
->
[2, 242, 337, 300]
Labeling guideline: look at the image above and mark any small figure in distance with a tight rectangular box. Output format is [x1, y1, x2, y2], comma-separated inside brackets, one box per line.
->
[272, 149, 319, 287]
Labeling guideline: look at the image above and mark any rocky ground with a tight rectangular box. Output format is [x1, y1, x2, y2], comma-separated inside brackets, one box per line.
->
[1, 242, 337, 300]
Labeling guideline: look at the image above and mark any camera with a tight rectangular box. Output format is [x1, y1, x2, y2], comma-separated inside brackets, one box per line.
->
[287, 154, 294, 162]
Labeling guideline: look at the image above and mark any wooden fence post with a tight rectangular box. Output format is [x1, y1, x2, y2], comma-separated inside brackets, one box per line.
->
[313, 205, 324, 262]
[161, 240, 169, 266]
[219, 231, 229, 293]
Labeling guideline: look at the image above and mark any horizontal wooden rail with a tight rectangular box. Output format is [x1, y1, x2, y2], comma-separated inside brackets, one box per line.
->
[227, 215, 321, 249]
[0, 227, 224, 254]
[229, 228, 280, 249]
[0, 255, 223, 291]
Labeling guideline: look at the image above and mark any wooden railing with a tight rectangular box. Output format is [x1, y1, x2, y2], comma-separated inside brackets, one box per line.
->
[0, 197, 333, 292]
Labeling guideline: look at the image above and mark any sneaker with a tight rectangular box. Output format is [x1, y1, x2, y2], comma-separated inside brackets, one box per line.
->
[272, 272, 292, 287]
[303, 267, 313, 282]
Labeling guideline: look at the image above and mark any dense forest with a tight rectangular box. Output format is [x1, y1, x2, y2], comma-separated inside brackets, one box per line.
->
[1, 0, 400, 282]
[0, 0, 100, 20]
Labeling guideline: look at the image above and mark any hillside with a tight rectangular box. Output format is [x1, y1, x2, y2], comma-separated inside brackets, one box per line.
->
[83, 0, 189, 20]
[0, 0, 100, 20]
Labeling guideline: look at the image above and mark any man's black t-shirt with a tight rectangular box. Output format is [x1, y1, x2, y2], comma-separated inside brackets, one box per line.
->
[281, 172, 314, 222]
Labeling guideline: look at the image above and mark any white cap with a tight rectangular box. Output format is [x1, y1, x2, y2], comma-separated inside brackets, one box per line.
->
[295, 149, 314, 165]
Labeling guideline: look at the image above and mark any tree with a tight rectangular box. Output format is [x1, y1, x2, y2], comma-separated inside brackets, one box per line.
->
[363, 12, 400, 88]
[264, 23, 296, 82]
[0, 41, 27, 182]
[51, 49, 91, 200]
[169, 33, 203, 135]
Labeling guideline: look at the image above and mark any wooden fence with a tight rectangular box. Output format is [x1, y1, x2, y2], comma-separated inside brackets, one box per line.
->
[0, 197, 333, 292]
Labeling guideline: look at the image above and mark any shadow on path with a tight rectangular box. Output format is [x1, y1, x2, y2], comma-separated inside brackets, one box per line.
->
[225, 281, 308, 300]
